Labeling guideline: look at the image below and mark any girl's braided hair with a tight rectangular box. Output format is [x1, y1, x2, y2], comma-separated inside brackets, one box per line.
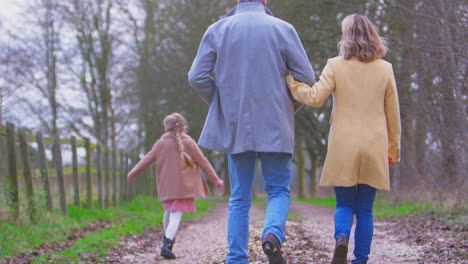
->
[163, 113, 197, 169]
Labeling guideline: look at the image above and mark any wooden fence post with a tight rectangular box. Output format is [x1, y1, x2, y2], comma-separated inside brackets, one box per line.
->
[127, 155, 133, 200]
[125, 154, 129, 200]
[54, 135, 67, 216]
[71, 136, 80, 207]
[128, 155, 134, 200]
[84, 138, 92, 208]
[36, 131, 53, 212]
[119, 152, 125, 203]
[6, 122, 19, 220]
[18, 128, 36, 221]
[132, 154, 138, 198]
[96, 144, 103, 208]
[112, 149, 117, 206]
[124, 154, 129, 201]
[104, 147, 110, 208]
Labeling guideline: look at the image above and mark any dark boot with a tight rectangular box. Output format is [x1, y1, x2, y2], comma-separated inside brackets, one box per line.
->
[167, 237, 175, 251]
[262, 233, 286, 264]
[331, 234, 348, 264]
[160, 236, 176, 259]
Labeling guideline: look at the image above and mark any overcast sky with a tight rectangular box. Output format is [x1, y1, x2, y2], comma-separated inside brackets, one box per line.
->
[0, 0, 32, 35]
[0, 0, 21, 25]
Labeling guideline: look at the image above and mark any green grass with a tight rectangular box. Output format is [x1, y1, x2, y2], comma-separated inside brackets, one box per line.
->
[0, 196, 215, 263]
[295, 196, 336, 208]
[296, 195, 450, 218]
[258, 195, 428, 218]
[373, 197, 434, 218]
[254, 194, 455, 219]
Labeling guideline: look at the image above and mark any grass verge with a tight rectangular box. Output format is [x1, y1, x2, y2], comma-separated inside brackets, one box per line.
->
[0, 196, 215, 263]
[295, 195, 460, 218]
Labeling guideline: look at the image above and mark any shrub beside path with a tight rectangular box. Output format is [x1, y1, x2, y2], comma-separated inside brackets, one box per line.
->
[106, 201, 465, 263]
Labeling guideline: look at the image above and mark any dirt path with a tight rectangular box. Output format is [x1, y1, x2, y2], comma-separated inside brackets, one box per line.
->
[106, 203, 332, 263]
[289, 202, 424, 263]
[107, 202, 465, 264]
[106, 203, 265, 264]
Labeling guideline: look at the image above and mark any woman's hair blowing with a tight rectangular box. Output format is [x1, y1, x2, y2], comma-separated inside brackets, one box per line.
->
[338, 14, 388, 62]
[163, 113, 197, 169]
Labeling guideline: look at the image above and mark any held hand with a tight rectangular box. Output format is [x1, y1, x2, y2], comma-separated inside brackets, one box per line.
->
[285, 74, 295, 89]
[388, 157, 395, 167]
[216, 179, 224, 188]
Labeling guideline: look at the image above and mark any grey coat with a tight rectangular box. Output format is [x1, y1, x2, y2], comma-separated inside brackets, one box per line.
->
[188, 2, 315, 154]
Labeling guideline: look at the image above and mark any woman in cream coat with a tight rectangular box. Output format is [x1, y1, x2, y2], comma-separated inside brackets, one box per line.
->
[286, 14, 401, 264]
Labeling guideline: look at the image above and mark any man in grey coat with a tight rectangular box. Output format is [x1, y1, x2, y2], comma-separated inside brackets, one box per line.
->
[188, 0, 314, 263]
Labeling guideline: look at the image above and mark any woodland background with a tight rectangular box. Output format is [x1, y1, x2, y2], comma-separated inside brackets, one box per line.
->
[0, 0, 466, 205]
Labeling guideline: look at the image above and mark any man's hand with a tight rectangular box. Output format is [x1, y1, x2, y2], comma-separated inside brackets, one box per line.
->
[388, 157, 395, 167]
[127, 176, 133, 184]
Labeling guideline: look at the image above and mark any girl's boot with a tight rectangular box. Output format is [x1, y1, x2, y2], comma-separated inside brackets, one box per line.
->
[167, 237, 175, 251]
[160, 236, 176, 259]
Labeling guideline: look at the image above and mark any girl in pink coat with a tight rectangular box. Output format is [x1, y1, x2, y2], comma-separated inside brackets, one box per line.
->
[127, 113, 224, 259]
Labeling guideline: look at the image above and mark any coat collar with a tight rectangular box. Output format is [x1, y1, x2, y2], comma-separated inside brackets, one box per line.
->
[220, 2, 273, 19]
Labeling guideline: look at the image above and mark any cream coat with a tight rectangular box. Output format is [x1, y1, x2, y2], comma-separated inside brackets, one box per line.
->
[127, 133, 220, 201]
[287, 56, 401, 190]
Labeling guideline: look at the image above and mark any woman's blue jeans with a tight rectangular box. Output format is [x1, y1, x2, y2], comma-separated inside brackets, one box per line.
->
[226, 152, 292, 264]
[334, 184, 377, 264]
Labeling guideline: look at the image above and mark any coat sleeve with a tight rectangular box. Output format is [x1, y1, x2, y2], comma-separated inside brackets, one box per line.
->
[187, 139, 220, 184]
[285, 25, 316, 112]
[127, 143, 157, 182]
[286, 60, 335, 107]
[384, 64, 401, 163]
[188, 29, 218, 104]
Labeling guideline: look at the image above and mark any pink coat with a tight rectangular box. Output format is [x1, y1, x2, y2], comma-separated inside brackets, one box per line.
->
[127, 133, 220, 202]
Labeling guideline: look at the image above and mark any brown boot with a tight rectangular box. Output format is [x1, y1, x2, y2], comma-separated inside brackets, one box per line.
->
[331, 234, 348, 264]
[262, 233, 286, 264]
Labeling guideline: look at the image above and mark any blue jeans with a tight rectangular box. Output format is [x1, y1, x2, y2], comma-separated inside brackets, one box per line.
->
[226, 152, 292, 264]
[334, 184, 377, 264]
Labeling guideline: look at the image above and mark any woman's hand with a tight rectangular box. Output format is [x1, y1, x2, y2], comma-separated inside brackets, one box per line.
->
[285, 74, 295, 89]
[216, 179, 224, 188]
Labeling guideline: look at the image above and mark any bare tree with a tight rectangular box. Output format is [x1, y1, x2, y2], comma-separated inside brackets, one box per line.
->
[0, 38, 19, 125]
[1, 0, 62, 135]
[60, 0, 116, 146]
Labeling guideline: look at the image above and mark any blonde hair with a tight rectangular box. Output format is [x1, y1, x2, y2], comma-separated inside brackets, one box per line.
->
[163, 113, 197, 169]
[338, 14, 388, 62]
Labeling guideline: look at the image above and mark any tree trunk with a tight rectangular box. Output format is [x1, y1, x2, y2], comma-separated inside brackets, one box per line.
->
[296, 140, 307, 199]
